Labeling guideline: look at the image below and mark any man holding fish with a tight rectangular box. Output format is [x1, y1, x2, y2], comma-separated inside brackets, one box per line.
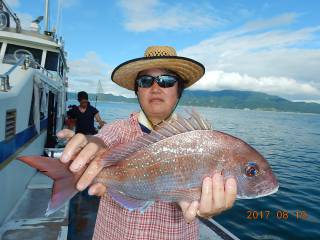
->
[59, 46, 237, 239]
[20, 46, 278, 239]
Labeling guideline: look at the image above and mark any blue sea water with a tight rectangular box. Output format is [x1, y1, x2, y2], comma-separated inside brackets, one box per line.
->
[69, 100, 320, 240]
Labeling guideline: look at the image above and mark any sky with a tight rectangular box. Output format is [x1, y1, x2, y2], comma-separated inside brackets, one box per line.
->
[8, 0, 320, 102]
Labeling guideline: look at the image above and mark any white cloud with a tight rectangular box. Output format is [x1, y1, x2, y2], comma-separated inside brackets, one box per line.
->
[68, 52, 135, 97]
[244, 12, 298, 31]
[16, 12, 33, 30]
[69, 51, 110, 78]
[119, 0, 221, 32]
[191, 70, 320, 100]
[5, 0, 20, 7]
[179, 13, 320, 101]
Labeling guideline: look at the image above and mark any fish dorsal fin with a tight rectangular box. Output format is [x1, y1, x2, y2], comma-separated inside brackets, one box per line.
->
[102, 110, 212, 166]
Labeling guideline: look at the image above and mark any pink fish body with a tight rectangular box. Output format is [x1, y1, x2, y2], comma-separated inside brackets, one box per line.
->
[18, 111, 278, 215]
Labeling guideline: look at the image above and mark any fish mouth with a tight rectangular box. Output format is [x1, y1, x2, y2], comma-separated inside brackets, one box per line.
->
[237, 184, 279, 199]
[236, 170, 279, 200]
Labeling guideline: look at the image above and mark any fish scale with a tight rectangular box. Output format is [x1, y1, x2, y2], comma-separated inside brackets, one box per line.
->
[97, 126, 276, 204]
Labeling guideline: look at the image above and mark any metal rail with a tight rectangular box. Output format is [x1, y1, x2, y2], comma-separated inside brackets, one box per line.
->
[0, 0, 21, 33]
[28, 57, 55, 80]
[0, 55, 26, 91]
[199, 218, 240, 240]
[0, 56, 58, 92]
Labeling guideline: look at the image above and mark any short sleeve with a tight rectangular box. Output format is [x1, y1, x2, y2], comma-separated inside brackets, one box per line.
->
[95, 114, 141, 150]
[91, 106, 99, 116]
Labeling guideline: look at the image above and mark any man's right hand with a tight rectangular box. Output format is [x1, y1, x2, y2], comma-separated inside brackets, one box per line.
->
[57, 129, 107, 196]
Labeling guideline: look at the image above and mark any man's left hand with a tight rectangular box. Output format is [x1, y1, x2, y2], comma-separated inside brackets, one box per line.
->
[178, 173, 237, 223]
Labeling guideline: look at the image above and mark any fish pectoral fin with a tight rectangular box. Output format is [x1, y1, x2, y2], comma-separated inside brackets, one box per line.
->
[108, 189, 154, 213]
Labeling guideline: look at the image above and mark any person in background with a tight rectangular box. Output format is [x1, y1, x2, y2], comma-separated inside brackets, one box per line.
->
[67, 91, 105, 135]
[58, 46, 237, 239]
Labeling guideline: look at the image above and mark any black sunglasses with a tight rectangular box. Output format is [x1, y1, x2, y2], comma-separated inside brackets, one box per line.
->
[136, 75, 179, 88]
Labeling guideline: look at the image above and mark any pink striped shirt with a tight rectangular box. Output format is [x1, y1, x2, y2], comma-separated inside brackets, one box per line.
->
[93, 112, 199, 240]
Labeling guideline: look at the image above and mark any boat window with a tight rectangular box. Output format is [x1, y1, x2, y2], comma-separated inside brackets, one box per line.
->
[3, 44, 42, 66]
[45, 51, 59, 71]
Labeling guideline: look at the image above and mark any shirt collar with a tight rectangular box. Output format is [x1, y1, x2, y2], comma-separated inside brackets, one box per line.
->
[138, 111, 153, 130]
[138, 111, 177, 131]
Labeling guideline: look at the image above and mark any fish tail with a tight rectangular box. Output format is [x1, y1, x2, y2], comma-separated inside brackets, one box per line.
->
[17, 156, 80, 216]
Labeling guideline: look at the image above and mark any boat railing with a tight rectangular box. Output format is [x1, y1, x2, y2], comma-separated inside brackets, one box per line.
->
[26, 56, 56, 80]
[0, 55, 62, 92]
[0, 0, 22, 33]
[0, 55, 26, 91]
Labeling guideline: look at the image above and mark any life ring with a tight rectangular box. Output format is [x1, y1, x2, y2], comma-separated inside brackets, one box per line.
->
[14, 49, 34, 61]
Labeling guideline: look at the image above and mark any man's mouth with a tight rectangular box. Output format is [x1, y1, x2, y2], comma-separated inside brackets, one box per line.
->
[149, 98, 164, 103]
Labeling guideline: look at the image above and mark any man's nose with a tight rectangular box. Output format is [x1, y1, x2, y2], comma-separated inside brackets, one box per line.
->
[150, 80, 161, 92]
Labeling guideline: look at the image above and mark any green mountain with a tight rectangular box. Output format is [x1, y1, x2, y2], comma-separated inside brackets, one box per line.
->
[67, 92, 138, 103]
[67, 90, 320, 114]
[181, 90, 320, 114]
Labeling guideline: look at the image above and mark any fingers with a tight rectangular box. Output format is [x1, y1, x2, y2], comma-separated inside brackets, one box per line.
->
[179, 173, 237, 223]
[70, 142, 99, 172]
[179, 200, 199, 223]
[198, 177, 213, 215]
[225, 177, 237, 209]
[211, 173, 225, 213]
[198, 173, 235, 219]
[76, 156, 104, 191]
[61, 133, 88, 163]
[88, 183, 107, 197]
[57, 129, 75, 140]
[57, 130, 107, 195]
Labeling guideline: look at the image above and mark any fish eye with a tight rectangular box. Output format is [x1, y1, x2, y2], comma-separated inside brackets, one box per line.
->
[245, 162, 259, 177]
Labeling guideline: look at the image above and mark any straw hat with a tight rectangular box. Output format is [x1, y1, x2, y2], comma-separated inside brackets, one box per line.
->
[111, 46, 205, 91]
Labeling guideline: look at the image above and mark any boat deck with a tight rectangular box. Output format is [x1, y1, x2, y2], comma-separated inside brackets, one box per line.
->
[0, 173, 68, 240]
[0, 172, 238, 240]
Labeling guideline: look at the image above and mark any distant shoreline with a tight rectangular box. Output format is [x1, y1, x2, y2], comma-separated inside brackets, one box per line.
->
[67, 98, 320, 115]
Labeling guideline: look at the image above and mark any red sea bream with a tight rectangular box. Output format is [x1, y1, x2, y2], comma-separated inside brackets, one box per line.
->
[18, 111, 279, 215]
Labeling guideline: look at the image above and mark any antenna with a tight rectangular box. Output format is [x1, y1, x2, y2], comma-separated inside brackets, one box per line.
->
[44, 0, 49, 31]
[55, 0, 62, 36]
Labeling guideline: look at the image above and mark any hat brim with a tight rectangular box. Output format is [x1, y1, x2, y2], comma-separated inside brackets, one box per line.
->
[111, 56, 205, 91]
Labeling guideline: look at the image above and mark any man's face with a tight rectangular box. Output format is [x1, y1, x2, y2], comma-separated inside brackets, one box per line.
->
[137, 68, 179, 123]
[79, 99, 88, 108]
